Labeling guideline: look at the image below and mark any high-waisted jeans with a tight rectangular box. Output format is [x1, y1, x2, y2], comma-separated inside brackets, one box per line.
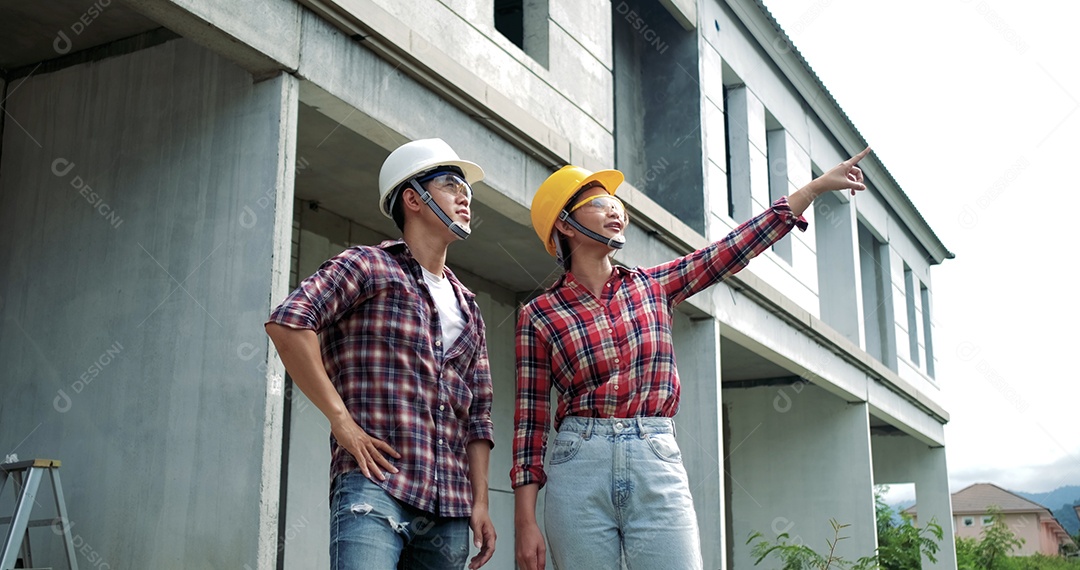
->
[544, 416, 703, 570]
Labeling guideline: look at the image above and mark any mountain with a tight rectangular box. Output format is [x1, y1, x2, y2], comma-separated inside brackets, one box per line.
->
[1014, 485, 1080, 536]
[1015, 486, 1080, 511]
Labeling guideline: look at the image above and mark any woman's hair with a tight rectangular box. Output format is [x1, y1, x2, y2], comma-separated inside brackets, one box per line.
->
[554, 186, 592, 270]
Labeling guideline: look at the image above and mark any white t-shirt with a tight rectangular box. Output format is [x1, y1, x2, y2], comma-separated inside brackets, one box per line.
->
[421, 266, 466, 351]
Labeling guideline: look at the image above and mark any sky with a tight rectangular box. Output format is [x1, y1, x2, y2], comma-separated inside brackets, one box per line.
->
[760, 1, 1080, 500]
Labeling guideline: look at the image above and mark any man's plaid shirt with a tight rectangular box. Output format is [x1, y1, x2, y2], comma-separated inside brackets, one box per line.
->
[268, 240, 494, 517]
[511, 198, 806, 489]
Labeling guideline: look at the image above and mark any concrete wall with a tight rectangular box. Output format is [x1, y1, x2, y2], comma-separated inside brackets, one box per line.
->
[295, 11, 553, 221]
[0, 39, 294, 569]
[363, 0, 614, 164]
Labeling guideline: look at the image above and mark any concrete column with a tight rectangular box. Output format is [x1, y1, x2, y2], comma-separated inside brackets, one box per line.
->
[872, 434, 958, 570]
[766, 129, 792, 263]
[724, 86, 767, 223]
[724, 385, 877, 569]
[0, 39, 295, 569]
[672, 313, 725, 569]
[814, 191, 863, 345]
[858, 224, 897, 370]
[522, 0, 551, 67]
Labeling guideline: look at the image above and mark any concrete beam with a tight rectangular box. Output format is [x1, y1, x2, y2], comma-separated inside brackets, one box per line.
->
[122, 0, 301, 77]
[659, 0, 697, 31]
[297, 0, 573, 169]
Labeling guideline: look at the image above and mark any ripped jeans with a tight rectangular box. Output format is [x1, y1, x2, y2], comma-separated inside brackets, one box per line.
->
[329, 472, 470, 570]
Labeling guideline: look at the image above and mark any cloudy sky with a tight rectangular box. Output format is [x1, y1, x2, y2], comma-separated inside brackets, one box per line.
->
[761, 0, 1080, 496]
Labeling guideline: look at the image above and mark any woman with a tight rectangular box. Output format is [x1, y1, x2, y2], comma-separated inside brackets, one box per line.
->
[510, 148, 871, 570]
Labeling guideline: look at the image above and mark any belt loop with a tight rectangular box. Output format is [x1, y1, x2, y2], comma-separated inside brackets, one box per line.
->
[670, 417, 677, 437]
[584, 417, 594, 440]
[636, 416, 646, 439]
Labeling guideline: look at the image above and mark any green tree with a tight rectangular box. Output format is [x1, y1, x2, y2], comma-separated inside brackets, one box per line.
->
[955, 536, 980, 570]
[971, 506, 1025, 570]
[873, 493, 943, 570]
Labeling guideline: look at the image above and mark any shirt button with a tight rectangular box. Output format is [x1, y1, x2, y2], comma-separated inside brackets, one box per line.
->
[438, 439, 444, 445]
[439, 404, 445, 411]
[614, 358, 620, 363]
[614, 384, 620, 390]
[435, 340, 442, 347]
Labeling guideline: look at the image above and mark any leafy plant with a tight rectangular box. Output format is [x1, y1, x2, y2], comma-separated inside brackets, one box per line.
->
[747, 519, 876, 570]
[873, 493, 943, 570]
[747, 489, 942, 570]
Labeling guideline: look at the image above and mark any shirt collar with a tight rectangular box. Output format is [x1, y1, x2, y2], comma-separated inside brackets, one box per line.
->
[551, 264, 633, 291]
[377, 239, 475, 301]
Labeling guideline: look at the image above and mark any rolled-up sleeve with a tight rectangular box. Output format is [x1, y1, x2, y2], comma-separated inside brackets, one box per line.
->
[267, 248, 371, 331]
[649, 196, 808, 307]
[467, 315, 495, 446]
[510, 305, 552, 489]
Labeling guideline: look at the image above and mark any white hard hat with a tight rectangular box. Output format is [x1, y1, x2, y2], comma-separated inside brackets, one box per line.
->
[377, 138, 485, 218]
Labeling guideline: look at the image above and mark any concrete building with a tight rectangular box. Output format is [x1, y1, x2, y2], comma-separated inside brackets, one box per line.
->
[0, 0, 955, 568]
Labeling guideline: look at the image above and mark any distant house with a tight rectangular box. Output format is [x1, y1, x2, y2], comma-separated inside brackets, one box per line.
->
[907, 483, 1075, 556]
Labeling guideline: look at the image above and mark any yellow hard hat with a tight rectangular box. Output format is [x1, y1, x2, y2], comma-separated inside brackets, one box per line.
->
[531, 165, 624, 256]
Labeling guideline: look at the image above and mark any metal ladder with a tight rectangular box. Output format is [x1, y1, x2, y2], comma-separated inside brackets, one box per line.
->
[0, 459, 78, 570]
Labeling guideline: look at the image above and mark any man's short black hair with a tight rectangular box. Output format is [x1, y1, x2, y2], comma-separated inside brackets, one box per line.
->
[391, 186, 406, 231]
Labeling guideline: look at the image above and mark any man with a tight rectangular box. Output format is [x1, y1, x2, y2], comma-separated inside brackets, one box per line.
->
[266, 138, 496, 569]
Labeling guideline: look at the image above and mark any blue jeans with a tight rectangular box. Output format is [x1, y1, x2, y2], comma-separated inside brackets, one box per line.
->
[329, 472, 470, 570]
[544, 417, 703, 570]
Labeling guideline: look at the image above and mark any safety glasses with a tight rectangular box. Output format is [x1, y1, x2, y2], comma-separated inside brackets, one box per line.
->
[567, 194, 627, 220]
[417, 171, 473, 200]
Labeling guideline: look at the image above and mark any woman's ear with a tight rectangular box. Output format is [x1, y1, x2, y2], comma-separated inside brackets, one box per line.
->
[554, 219, 575, 239]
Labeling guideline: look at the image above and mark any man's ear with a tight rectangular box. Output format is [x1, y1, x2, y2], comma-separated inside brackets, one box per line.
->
[401, 187, 424, 214]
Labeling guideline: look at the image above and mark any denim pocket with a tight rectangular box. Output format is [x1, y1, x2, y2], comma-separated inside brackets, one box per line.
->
[549, 431, 584, 465]
[645, 432, 682, 463]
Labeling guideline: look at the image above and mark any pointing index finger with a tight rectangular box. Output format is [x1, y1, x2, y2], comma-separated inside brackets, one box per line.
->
[849, 146, 871, 165]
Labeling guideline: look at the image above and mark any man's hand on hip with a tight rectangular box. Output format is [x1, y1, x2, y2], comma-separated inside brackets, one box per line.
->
[331, 418, 401, 481]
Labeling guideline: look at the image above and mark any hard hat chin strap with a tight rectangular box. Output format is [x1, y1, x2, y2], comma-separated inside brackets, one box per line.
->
[558, 210, 625, 250]
[409, 179, 471, 240]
